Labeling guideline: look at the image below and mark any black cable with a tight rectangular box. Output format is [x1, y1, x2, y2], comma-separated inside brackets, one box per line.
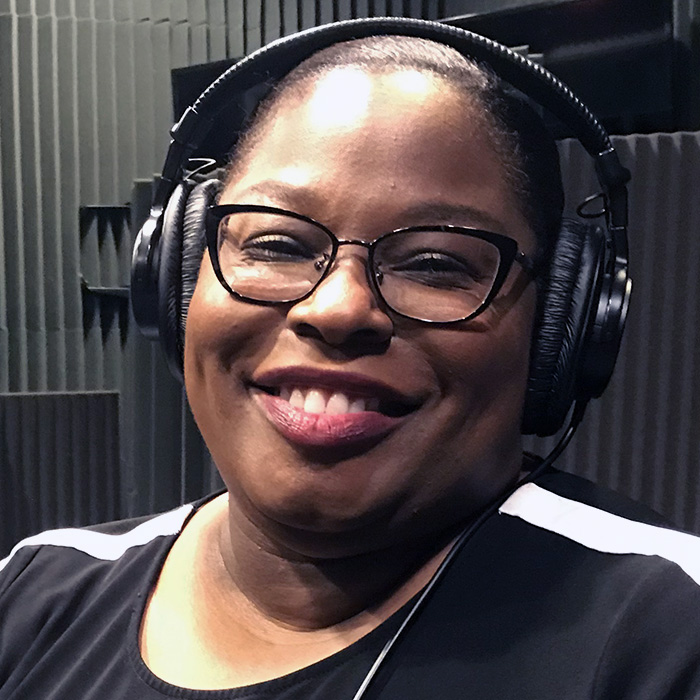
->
[351, 400, 588, 700]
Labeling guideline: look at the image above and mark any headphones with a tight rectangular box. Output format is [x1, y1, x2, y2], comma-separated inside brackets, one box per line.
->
[130, 16, 631, 438]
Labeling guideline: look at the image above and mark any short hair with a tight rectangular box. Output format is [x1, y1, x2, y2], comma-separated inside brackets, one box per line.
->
[225, 35, 564, 267]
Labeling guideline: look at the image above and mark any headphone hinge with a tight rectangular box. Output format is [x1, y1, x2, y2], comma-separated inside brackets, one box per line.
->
[170, 106, 200, 146]
[171, 105, 217, 151]
[609, 225, 630, 265]
[594, 148, 631, 188]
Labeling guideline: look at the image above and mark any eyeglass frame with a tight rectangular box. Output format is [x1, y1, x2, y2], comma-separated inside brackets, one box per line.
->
[204, 203, 538, 324]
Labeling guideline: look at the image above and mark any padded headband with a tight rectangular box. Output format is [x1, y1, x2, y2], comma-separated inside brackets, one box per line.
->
[163, 18, 629, 225]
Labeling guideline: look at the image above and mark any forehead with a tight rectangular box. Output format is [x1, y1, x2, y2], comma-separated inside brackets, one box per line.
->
[297, 66, 447, 126]
[223, 68, 533, 248]
[236, 65, 488, 167]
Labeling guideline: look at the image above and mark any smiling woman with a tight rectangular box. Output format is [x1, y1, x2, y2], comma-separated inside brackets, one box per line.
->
[185, 50, 536, 557]
[2, 17, 700, 700]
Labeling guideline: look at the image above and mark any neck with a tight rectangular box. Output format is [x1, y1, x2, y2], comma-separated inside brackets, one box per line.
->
[209, 498, 458, 631]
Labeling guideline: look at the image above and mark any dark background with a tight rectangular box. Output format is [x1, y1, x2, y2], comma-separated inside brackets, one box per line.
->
[1, 0, 699, 554]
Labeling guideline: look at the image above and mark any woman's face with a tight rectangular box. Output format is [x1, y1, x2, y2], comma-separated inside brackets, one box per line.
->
[185, 67, 537, 556]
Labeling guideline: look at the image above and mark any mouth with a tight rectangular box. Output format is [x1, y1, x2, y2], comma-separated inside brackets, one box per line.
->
[255, 385, 415, 418]
[249, 369, 422, 448]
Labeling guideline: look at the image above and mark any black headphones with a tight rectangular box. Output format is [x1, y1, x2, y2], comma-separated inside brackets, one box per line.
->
[130, 16, 631, 438]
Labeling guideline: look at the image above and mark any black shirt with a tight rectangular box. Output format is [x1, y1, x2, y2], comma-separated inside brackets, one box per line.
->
[2, 469, 700, 699]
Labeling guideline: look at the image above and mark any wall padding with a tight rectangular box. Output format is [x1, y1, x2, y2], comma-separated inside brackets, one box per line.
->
[0, 391, 120, 554]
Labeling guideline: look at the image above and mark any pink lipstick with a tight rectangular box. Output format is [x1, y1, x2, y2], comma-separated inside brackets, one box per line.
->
[255, 392, 403, 447]
[250, 368, 420, 448]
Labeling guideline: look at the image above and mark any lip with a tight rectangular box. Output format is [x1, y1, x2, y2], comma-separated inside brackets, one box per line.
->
[249, 367, 422, 448]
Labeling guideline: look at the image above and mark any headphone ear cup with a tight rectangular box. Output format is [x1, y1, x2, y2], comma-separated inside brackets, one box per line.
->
[179, 178, 223, 362]
[157, 181, 194, 380]
[156, 178, 221, 382]
[523, 219, 606, 437]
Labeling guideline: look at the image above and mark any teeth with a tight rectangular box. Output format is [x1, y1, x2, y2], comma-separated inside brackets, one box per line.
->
[303, 389, 326, 414]
[277, 387, 381, 415]
[348, 397, 366, 414]
[289, 388, 305, 409]
[326, 392, 350, 415]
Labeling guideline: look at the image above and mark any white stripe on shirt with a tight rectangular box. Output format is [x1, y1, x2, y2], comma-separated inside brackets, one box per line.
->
[0, 503, 193, 574]
[500, 483, 700, 585]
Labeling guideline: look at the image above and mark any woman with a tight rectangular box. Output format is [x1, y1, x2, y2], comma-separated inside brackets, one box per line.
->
[2, 28, 700, 700]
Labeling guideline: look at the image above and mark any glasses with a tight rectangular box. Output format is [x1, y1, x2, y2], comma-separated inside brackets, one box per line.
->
[205, 204, 537, 324]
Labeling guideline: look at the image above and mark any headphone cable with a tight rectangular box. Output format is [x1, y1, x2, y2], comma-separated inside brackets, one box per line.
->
[351, 399, 587, 700]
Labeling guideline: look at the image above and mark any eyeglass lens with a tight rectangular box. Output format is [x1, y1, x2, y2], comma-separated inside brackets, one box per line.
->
[216, 211, 503, 322]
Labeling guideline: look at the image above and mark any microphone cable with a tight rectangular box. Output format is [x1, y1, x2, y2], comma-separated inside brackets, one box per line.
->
[351, 400, 588, 700]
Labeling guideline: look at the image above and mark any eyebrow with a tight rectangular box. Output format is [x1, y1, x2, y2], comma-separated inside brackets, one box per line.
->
[230, 182, 508, 233]
[230, 181, 319, 208]
[395, 202, 508, 233]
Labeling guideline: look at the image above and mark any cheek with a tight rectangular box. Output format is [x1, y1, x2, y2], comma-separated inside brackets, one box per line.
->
[183, 262, 279, 426]
[183, 279, 287, 507]
[186, 260, 272, 368]
[419, 304, 535, 507]
[428, 291, 536, 434]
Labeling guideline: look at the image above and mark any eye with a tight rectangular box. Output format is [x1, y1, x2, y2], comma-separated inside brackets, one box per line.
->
[239, 233, 320, 263]
[387, 250, 487, 289]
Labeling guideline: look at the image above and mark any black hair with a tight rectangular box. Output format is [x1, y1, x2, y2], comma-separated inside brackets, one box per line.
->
[226, 35, 564, 267]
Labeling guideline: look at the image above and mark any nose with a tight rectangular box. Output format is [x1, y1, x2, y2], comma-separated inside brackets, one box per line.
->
[287, 251, 393, 349]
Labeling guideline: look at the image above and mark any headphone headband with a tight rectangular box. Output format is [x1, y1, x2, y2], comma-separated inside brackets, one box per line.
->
[165, 19, 629, 211]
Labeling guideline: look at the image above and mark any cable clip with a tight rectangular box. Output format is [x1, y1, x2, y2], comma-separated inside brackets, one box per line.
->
[576, 192, 607, 219]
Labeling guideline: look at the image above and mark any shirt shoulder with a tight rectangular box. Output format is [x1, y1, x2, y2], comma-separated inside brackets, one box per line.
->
[0, 490, 224, 581]
[0, 502, 197, 623]
[0, 502, 194, 589]
[500, 469, 700, 587]
[0, 500, 208, 696]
